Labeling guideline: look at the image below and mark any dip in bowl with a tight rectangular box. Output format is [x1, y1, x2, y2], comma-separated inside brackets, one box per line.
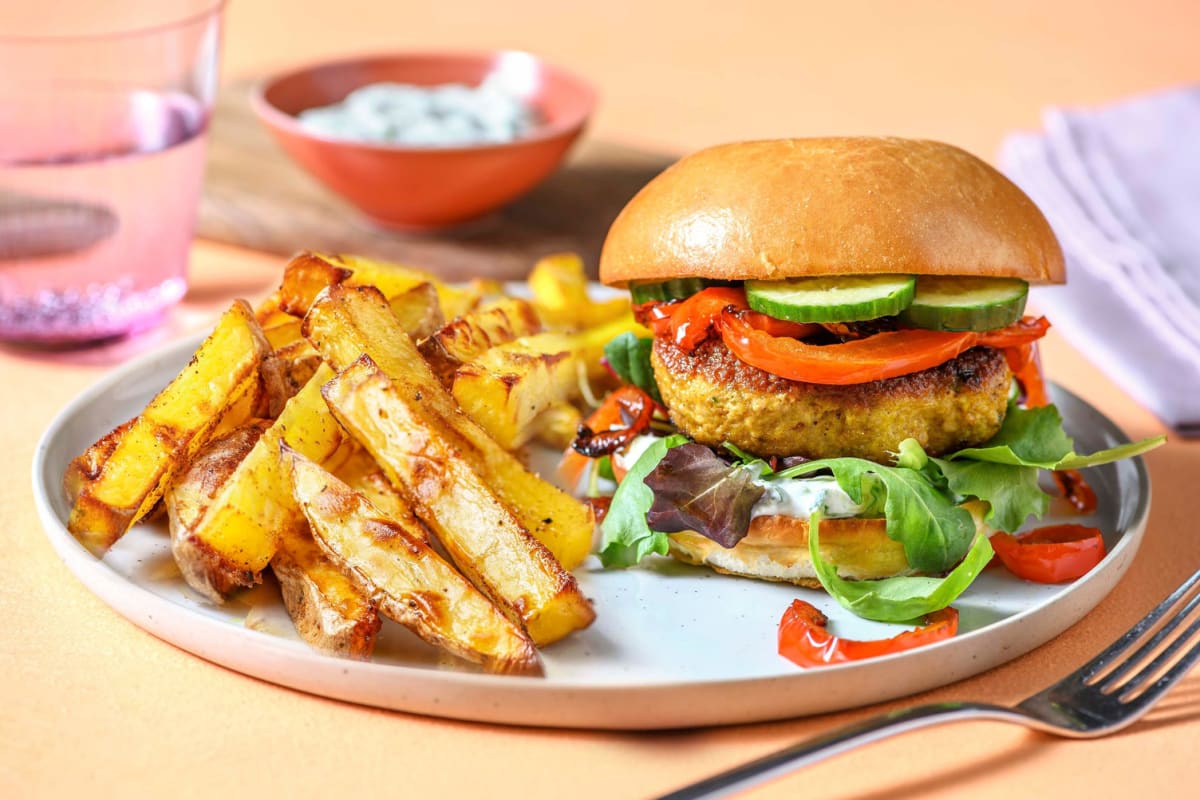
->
[252, 51, 595, 229]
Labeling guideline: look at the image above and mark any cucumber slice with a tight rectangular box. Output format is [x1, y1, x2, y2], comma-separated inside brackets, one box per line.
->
[744, 275, 916, 323]
[901, 277, 1029, 331]
[628, 278, 714, 304]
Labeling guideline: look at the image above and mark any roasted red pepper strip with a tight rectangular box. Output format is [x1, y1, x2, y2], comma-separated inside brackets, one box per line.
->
[1004, 342, 1050, 408]
[741, 310, 822, 339]
[990, 524, 1106, 583]
[642, 288, 810, 348]
[558, 385, 658, 486]
[571, 385, 657, 455]
[584, 496, 612, 524]
[557, 448, 592, 489]
[647, 287, 748, 350]
[1053, 469, 1099, 513]
[642, 288, 1049, 384]
[633, 300, 675, 329]
[975, 315, 1052, 348]
[720, 311, 1050, 386]
[1003, 338, 1098, 513]
[778, 600, 959, 667]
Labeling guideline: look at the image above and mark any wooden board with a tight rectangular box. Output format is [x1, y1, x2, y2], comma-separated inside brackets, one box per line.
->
[197, 81, 675, 281]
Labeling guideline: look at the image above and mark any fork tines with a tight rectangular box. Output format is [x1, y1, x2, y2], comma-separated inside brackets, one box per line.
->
[1082, 569, 1200, 705]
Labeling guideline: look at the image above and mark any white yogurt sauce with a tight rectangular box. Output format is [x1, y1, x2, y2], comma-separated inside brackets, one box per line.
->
[297, 74, 540, 147]
[750, 475, 863, 520]
[613, 434, 864, 520]
[612, 433, 660, 475]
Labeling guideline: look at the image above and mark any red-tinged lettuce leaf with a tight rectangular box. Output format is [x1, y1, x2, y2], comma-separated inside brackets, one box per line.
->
[644, 442, 765, 548]
[599, 434, 690, 567]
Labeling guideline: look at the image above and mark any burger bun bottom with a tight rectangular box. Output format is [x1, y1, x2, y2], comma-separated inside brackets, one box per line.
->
[667, 504, 988, 587]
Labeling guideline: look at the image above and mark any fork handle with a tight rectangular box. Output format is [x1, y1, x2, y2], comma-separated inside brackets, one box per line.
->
[657, 701, 1026, 800]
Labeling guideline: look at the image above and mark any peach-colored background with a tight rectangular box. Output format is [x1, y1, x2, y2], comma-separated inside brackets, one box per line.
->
[4, 1, 1200, 798]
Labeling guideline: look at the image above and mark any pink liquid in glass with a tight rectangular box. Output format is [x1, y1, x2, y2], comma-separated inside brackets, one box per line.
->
[0, 89, 208, 343]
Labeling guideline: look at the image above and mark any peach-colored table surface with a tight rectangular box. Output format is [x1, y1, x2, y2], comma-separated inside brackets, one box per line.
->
[5, 2, 1200, 798]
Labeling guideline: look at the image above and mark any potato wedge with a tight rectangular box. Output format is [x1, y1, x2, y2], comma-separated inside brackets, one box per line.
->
[166, 422, 269, 601]
[386, 281, 445, 342]
[302, 283, 595, 574]
[263, 317, 304, 350]
[333, 448, 428, 543]
[329, 253, 499, 319]
[528, 252, 629, 330]
[321, 356, 594, 646]
[532, 402, 584, 450]
[451, 314, 643, 450]
[65, 300, 272, 553]
[278, 252, 446, 340]
[277, 252, 354, 317]
[283, 445, 541, 675]
[209, 362, 285, 439]
[177, 363, 347, 591]
[323, 253, 428, 302]
[417, 296, 542, 386]
[273, 339, 323, 395]
[254, 291, 295, 327]
[272, 524, 382, 661]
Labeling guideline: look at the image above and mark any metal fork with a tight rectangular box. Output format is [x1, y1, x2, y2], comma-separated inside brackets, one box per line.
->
[659, 568, 1200, 800]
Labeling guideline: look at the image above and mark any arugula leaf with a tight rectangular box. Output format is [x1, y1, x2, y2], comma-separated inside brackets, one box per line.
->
[721, 441, 774, 477]
[948, 403, 1165, 470]
[603, 333, 662, 403]
[775, 458, 974, 572]
[808, 511, 995, 623]
[895, 438, 948, 492]
[598, 434, 689, 567]
[894, 438, 928, 471]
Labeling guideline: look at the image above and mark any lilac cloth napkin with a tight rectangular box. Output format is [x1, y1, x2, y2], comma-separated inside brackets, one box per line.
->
[1000, 85, 1200, 434]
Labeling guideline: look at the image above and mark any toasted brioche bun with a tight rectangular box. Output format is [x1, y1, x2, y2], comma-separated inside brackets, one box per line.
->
[600, 137, 1065, 286]
[668, 516, 910, 587]
[667, 502, 989, 586]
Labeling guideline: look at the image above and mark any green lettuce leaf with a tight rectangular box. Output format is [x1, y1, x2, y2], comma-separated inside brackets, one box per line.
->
[1055, 438, 1167, 470]
[948, 403, 1165, 470]
[899, 436, 1049, 534]
[598, 434, 689, 567]
[603, 333, 662, 403]
[775, 457, 974, 573]
[808, 511, 995, 623]
[931, 458, 1048, 533]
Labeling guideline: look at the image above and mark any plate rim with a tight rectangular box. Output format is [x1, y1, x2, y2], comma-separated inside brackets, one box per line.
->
[32, 330, 1153, 725]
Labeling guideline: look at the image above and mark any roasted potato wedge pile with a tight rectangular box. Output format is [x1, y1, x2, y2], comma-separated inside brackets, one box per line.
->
[64, 251, 629, 674]
[65, 300, 283, 554]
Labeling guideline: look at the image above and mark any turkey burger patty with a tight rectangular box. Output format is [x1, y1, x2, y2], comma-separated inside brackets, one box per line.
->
[652, 335, 1011, 462]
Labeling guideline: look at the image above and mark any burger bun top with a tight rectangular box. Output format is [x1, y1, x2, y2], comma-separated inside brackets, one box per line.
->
[599, 137, 1065, 286]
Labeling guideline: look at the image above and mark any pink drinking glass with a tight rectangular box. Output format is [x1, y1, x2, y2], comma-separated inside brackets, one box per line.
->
[0, 2, 224, 344]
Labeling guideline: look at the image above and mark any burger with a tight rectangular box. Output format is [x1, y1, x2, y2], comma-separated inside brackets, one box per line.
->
[569, 137, 1160, 622]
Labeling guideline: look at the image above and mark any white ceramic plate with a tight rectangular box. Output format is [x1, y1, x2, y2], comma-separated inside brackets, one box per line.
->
[33, 333, 1151, 730]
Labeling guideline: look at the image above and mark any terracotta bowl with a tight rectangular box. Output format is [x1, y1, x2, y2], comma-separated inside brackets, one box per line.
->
[252, 51, 596, 229]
